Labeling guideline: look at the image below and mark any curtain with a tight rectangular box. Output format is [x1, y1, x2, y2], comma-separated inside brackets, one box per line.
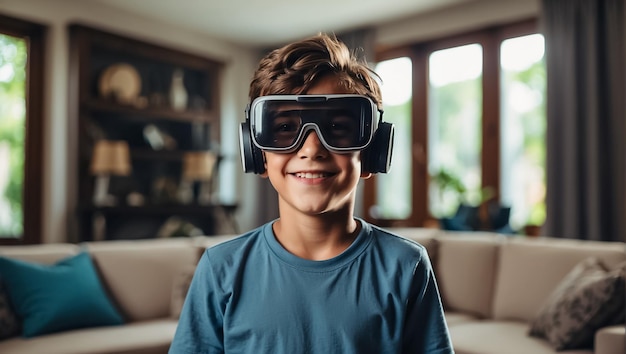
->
[541, 0, 626, 241]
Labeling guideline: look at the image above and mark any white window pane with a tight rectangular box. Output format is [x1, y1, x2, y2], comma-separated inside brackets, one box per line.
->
[373, 57, 412, 219]
[500, 34, 546, 230]
[428, 44, 483, 217]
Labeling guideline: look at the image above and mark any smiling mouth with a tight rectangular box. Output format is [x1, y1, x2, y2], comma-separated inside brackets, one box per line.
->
[292, 172, 334, 179]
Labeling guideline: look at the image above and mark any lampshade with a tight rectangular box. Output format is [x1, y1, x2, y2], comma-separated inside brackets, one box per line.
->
[183, 151, 216, 181]
[90, 140, 132, 176]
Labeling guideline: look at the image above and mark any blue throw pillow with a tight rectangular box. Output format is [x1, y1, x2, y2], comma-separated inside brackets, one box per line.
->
[0, 251, 124, 337]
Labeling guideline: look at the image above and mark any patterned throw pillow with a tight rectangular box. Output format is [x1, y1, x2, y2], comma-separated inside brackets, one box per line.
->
[528, 257, 626, 350]
[0, 280, 20, 339]
[170, 265, 197, 319]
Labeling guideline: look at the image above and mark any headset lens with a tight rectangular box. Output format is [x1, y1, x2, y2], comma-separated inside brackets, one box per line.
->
[250, 95, 376, 152]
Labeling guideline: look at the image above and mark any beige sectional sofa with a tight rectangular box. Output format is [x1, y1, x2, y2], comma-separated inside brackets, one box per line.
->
[0, 236, 231, 354]
[389, 228, 625, 354]
[0, 229, 623, 354]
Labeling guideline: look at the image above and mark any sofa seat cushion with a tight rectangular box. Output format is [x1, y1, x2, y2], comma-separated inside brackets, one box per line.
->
[444, 311, 480, 326]
[0, 319, 177, 354]
[448, 321, 593, 354]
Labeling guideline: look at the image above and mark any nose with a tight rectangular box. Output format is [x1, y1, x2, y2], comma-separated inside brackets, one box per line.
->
[297, 130, 328, 159]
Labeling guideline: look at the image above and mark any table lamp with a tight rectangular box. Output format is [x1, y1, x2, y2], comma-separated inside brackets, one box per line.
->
[179, 151, 217, 205]
[90, 140, 131, 206]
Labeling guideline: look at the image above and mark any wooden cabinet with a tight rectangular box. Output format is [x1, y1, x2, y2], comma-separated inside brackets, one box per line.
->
[68, 24, 231, 241]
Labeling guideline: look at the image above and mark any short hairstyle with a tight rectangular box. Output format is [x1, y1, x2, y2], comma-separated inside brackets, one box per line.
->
[249, 33, 382, 108]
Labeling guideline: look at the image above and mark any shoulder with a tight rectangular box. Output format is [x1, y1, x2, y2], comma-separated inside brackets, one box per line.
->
[366, 222, 428, 259]
[194, 223, 271, 291]
[204, 223, 268, 262]
[360, 222, 437, 293]
[356, 221, 435, 275]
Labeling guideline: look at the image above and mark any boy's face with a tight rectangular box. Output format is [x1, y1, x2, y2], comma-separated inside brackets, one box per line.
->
[262, 76, 371, 216]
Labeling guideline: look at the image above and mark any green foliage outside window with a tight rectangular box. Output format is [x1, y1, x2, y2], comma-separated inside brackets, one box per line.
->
[510, 59, 547, 226]
[0, 33, 26, 236]
[376, 99, 413, 219]
[429, 77, 482, 217]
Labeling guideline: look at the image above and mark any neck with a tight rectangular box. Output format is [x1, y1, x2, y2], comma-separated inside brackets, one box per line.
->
[272, 211, 361, 261]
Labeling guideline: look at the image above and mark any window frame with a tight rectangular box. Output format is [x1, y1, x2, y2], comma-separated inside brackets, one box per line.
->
[364, 18, 540, 227]
[0, 14, 45, 245]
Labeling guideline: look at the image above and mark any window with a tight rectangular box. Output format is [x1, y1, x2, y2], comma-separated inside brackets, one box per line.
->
[0, 15, 45, 244]
[364, 19, 546, 232]
[372, 57, 413, 220]
[499, 34, 546, 230]
[428, 44, 483, 217]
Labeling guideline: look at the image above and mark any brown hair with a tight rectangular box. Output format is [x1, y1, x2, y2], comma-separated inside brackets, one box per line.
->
[248, 33, 382, 108]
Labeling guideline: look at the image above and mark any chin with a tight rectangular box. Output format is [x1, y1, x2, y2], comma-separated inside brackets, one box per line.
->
[297, 204, 332, 215]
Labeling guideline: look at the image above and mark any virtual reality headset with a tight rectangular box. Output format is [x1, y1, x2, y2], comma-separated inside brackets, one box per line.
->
[248, 94, 378, 153]
[240, 94, 394, 174]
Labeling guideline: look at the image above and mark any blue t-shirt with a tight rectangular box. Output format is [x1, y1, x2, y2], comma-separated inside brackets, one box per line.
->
[170, 219, 453, 354]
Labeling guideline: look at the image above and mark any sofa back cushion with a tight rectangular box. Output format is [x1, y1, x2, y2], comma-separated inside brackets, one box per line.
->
[492, 238, 626, 322]
[0, 244, 80, 264]
[435, 233, 503, 318]
[84, 239, 200, 322]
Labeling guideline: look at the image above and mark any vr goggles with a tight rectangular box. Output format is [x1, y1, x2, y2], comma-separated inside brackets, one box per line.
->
[240, 94, 394, 174]
[248, 94, 378, 153]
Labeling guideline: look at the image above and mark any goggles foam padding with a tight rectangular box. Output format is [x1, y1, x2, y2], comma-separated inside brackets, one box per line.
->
[247, 94, 379, 153]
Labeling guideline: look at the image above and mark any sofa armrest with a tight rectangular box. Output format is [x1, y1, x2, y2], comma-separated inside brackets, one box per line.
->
[595, 325, 625, 354]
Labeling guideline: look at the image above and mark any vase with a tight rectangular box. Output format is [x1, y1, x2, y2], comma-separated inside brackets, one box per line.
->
[169, 68, 188, 111]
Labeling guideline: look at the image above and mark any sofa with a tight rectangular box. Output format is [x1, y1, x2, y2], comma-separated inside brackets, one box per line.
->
[388, 228, 625, 354]
[0, 236, 232, 354]
[0, 229, 623, 354]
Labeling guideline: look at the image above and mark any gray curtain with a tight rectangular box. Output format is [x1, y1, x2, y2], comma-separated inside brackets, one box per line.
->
[541, 0, 626, 241]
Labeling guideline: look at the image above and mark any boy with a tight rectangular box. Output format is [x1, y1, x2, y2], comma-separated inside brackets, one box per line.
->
[170, 33, 453, 354]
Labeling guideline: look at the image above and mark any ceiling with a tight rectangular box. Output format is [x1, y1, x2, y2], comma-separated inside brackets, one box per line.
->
[87, 0, 473, 47]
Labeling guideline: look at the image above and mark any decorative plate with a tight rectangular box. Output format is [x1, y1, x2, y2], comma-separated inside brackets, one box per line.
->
[98, 63, 141, 104]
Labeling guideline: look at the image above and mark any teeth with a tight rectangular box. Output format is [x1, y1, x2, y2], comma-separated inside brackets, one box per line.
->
[295, 172, 327, 179]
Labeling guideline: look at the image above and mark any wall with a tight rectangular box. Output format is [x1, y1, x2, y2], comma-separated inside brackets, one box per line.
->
[0, 0, 542, 243]
[376, 0, 540, 47]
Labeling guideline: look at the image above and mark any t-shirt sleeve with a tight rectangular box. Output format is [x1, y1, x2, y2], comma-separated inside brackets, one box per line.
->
[402, 250, 455, 354]
[169, 250, 224, 354]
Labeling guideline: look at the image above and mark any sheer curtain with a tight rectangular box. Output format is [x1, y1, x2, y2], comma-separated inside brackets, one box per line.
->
[541, 0, 626, 241]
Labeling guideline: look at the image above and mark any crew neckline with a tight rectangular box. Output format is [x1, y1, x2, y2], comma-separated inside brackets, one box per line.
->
[262, 218, 373, 272]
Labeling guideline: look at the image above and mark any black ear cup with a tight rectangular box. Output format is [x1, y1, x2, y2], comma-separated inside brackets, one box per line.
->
[362, 122, 394, 174]
[239, 122, 266, 174]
